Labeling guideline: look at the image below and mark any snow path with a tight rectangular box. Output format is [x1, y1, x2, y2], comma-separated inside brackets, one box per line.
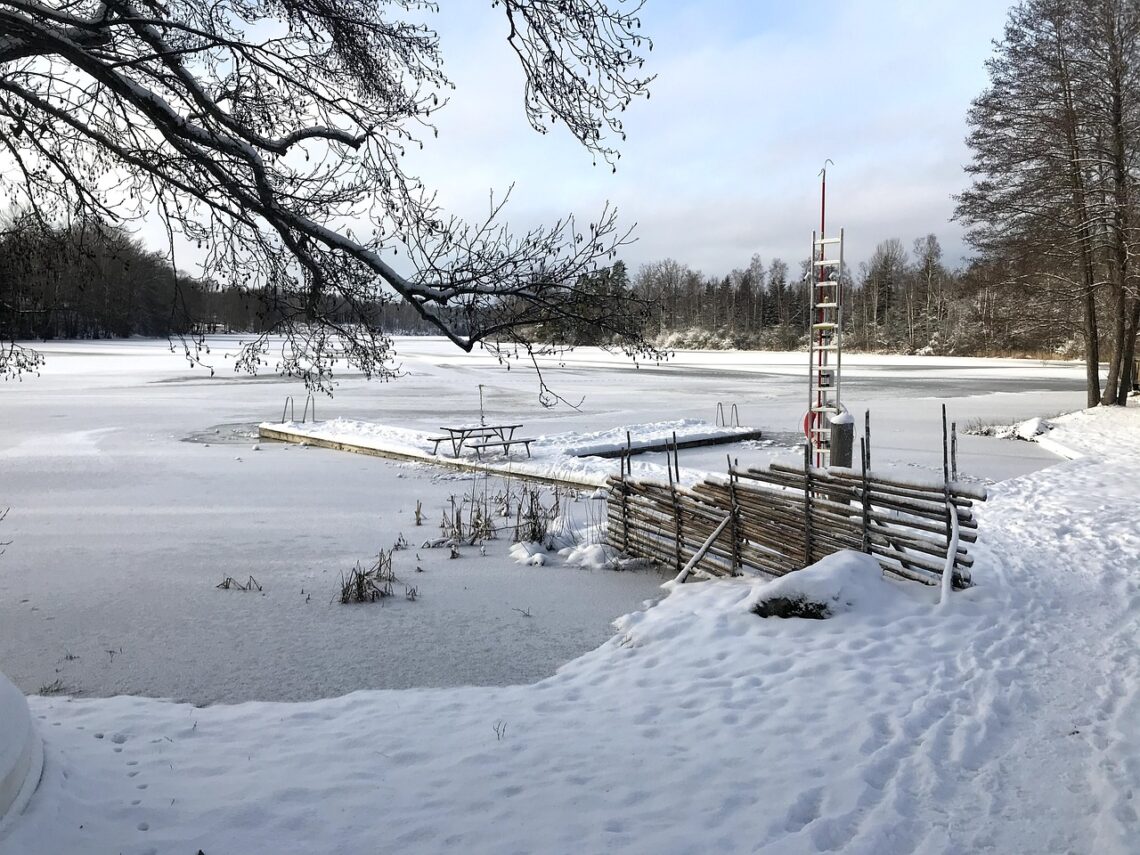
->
[967, 410, 1140, 854]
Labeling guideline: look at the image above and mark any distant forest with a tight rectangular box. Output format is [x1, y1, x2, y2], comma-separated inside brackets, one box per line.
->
[532, 236, 1090, 360]
[0, 214, 1108, 360]
[622, 235, 1080, 358]
[0, 216, 444, 343]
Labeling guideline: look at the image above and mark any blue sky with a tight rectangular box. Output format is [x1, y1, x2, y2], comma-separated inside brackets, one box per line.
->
[409, 1, 1016, 277]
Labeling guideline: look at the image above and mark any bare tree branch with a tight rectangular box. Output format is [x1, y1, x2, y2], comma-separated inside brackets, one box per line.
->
[0, 0, 655, 390]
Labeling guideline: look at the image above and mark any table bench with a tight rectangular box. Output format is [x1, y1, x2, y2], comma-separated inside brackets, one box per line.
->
[429, 423, 527, 457]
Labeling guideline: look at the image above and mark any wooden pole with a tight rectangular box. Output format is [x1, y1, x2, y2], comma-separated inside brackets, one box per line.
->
[860, 436, 871, 554]
[951, 421, 958, 482]
[746, 467, 981, 524]
[803, 443, 814, 565]
[665, 430, 674, 485]
[667, 450, 683, 574]
[941, 405, 950, 486]
[673, 513, 734, 585]
[728, 455, 742, 575]
[941, 404, 953, 586]
[864, 409, 872, 470]
[620, 452, 630, 552]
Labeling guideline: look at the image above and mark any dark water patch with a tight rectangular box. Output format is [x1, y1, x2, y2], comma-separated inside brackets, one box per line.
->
[183, 422, 261, 444]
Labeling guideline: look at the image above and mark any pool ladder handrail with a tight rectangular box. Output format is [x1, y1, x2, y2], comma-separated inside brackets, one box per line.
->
[281, 394, 316, 423]
[715, 402, 740, 428]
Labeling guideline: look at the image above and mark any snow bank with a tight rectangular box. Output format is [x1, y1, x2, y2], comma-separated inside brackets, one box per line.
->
[1029, 403, 1140, 461]
[748, 551, 899, 619]
[510, 538, 657, 572]
[560, 542, 621, 570]
[1013, 416, 1051, 440]
[981, 403, 1140, 461]
[0, 672, 41, 835]
[614, 550, 923, 657]
[508, 541, 547, 566]
[966, 415, 1053, 441]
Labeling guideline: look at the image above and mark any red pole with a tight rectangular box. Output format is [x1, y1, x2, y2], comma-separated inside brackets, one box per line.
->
[820, 168, 827, 247]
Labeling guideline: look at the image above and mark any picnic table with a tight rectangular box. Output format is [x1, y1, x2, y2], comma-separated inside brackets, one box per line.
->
[429, 423, 533, 458]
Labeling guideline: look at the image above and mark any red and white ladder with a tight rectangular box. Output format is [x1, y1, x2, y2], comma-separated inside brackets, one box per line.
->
[807, 228, 844, 467]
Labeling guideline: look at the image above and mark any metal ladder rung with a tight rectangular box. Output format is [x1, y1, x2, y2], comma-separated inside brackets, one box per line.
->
[813, 258, 842, 267]
[814, 302, 839, 309]
[814, 237, 842, 247]
[812, 322, 838, 330]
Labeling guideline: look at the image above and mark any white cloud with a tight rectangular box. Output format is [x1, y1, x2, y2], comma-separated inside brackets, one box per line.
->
[403, 1, 1013, 277]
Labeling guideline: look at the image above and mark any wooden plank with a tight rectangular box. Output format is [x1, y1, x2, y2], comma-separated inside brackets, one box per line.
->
[736, 467, 978, 525]
[581, 430, 765, 459]
[768, 462, 987, 503]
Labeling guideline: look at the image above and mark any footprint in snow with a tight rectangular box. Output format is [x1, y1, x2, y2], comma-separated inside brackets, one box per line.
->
[782, 786, 823, 833]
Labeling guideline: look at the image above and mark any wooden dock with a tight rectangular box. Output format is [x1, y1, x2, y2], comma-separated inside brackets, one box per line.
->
[258, 425, 602, 490]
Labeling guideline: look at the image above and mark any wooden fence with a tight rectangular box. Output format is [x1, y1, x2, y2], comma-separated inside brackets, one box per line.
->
[606, 460, 987, 587]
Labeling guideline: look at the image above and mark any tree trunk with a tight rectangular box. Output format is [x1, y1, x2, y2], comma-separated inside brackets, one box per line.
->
[1115, 295, 1139, 402]
[1099, 3, 1132, 404]
[1057, 31, 1103, 407]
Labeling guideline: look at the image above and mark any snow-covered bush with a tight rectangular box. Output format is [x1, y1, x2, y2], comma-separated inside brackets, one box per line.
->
[749, 551, 890, 620]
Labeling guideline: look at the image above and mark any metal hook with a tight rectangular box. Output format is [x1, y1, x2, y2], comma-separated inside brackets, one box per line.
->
[818, 158, 834, 178]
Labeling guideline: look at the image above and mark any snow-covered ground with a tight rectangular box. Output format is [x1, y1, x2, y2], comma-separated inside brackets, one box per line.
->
[3, 338, 1137, 853]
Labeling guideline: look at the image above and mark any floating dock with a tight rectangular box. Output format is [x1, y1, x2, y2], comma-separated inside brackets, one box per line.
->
[259, 421, 766, 489]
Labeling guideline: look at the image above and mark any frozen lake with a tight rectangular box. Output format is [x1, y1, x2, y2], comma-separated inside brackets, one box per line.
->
[0, 338, 1087, 703]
